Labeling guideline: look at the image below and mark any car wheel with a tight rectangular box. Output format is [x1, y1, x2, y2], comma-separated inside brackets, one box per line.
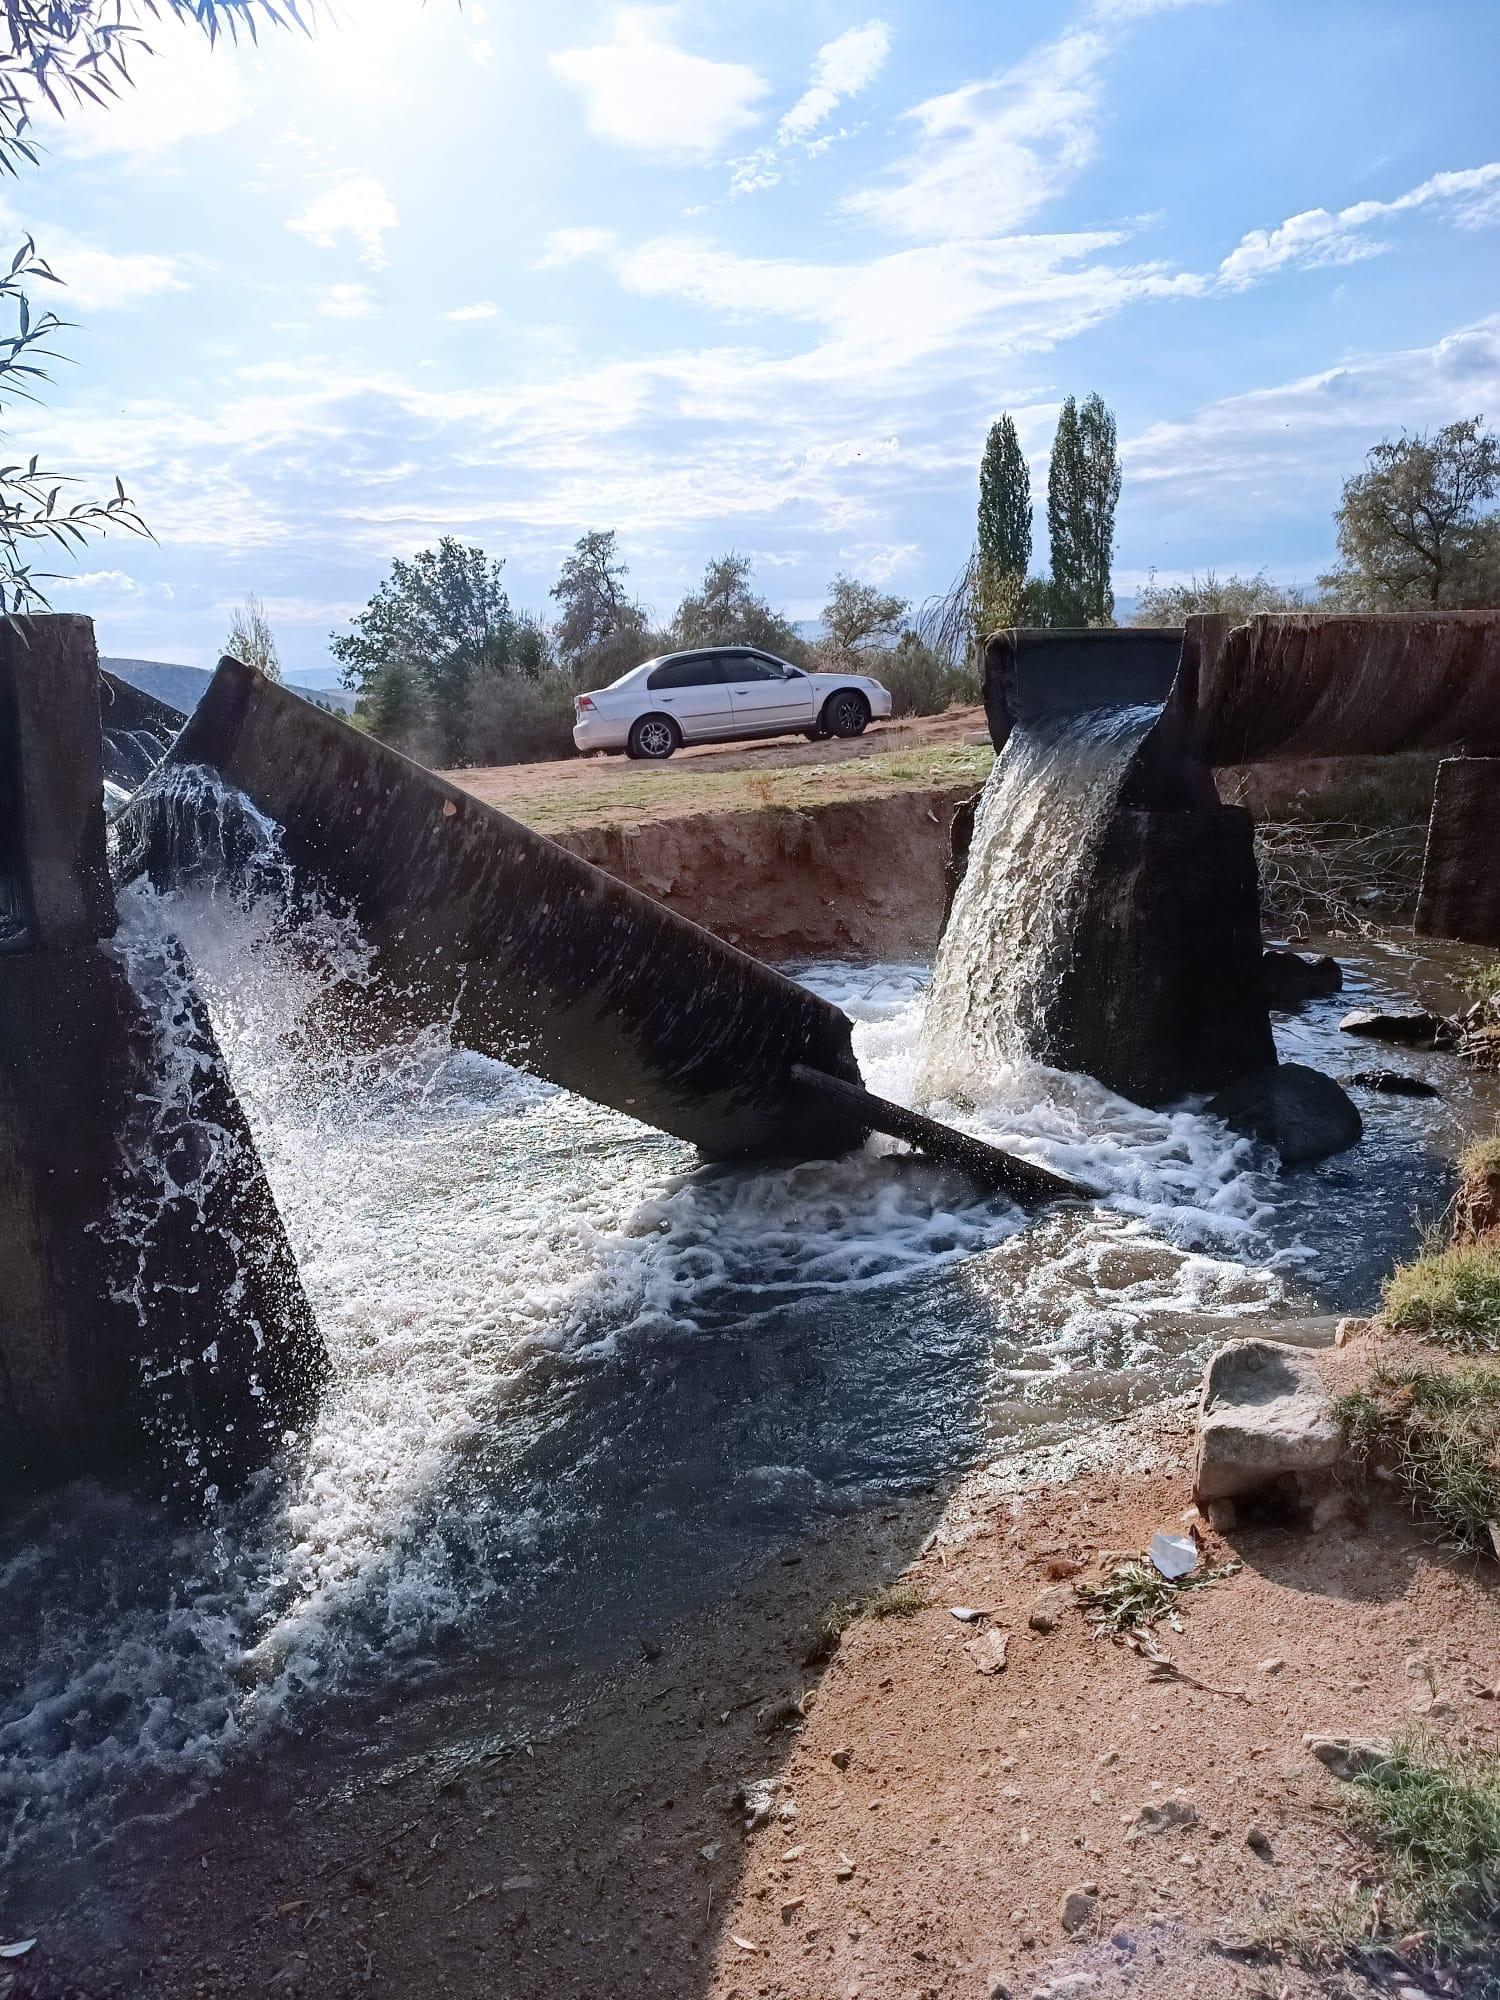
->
[628, 713, 679, 761]
[821, 690, 870, 739]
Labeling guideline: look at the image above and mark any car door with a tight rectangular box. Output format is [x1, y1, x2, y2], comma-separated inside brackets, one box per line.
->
[643, 654, 733, 740]
[721, 652, 817, 731]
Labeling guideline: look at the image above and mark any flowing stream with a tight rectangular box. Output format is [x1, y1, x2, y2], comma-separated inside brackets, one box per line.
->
[0, 771, 1485, 1892]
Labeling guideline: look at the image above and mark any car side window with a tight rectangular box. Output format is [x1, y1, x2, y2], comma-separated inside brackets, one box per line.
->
[723, 653, 783, 683]
[647, 655, 724, 691]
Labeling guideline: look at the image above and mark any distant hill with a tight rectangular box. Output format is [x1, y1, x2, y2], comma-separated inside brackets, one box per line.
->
[101, 656, 358, 718]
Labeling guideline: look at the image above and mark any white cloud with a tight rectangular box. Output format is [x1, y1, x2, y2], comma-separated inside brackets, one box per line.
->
[49, 240, 185, 311]
[845, 26, 1104, 239]
[318, 282, 378, 319]
[444, 300, 498, 321]
[1125, 314, 1500, 494]
[550, 7, 768, 159]
[287, 175, 399, 268]
[537, 226, 619, 268]
[1217, 162, 1500, 289]
[50, 568, 143, 594]
[780, 21, 891, 141]
[731, 19, 891, 196]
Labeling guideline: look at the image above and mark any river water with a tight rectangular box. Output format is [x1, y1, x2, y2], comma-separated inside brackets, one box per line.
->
[0, 810, 1489, 1892]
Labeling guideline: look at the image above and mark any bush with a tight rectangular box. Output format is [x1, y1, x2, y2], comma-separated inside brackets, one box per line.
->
[880, 632, 978, 718]
[464, 670, 576, 767]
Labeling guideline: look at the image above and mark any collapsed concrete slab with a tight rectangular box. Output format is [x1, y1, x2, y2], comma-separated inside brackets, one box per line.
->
[116, 658, 1084, 1203]
[0, 618, 325, 1495]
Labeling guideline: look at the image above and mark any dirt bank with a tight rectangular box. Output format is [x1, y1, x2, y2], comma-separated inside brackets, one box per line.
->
[558, 783, 977, 961]
[21, 1340, 1498, 2000]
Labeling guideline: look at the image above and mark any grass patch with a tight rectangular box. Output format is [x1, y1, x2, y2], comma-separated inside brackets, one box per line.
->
[1338, 1362, 1500, 1548]
[1075, 1556, 1240, 1636]
[1464, 955, 1500, 1009]
[1461, 1135, 1500, 1183]
[1268, 1736, 1500, 1995]
[460, 740, 994, 837]
[1382, 1242, 1500, 1350]
[803, 1578, 929, 1664]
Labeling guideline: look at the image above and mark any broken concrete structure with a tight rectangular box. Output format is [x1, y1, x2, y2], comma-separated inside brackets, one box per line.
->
[0, 618, 325, 1493]
[117, 658, 1081, 1201]
[1415, 756, 1500, 947]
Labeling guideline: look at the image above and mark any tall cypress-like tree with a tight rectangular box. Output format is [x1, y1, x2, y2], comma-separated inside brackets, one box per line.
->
[1046, 393, 1121, 626]
[978, 415, 1031, 581]
[1076, 392, 1122, 625]
[1047, 395, 1085, 625]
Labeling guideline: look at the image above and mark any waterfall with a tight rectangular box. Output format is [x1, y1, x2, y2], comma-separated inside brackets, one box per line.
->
[919, 704, 1159, 1102]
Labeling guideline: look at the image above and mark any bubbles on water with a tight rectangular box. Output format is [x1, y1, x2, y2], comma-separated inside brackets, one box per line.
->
[4, 779, 1412, 1876]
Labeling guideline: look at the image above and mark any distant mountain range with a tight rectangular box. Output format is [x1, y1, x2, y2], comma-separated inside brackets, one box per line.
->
[101, 656, 357, 718]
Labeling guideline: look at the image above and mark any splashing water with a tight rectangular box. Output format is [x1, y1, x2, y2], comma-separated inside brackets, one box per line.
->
[0, 771, 1463, 1881]
[920, 706, 1158, 1103]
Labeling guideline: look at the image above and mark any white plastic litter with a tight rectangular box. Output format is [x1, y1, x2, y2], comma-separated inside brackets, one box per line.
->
[1148, 1531, 1199, 1580]
[0, 1941, 37, 1960]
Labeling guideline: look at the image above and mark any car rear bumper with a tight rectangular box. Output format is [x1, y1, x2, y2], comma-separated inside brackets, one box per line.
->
[572, 713, 629, 754]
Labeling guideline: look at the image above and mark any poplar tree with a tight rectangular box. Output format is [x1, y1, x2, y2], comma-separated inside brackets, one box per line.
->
[1047, 393, 1121, 626]
[976, 414, 1031, 629]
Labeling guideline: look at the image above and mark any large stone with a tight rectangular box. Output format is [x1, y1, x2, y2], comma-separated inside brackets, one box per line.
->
[1192, 1338, 1343, 1505]
[1207, 1062, 1362, 1166]
[1338, 1006, 1458, 1050]
[1261, 946, 1342, 1007]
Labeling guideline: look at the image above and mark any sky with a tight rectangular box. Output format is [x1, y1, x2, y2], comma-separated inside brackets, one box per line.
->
[18, 0, 1500, 683]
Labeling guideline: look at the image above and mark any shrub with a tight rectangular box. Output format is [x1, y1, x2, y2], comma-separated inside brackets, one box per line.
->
[464, 670, 576, 767]
[880, 632, 978, 718]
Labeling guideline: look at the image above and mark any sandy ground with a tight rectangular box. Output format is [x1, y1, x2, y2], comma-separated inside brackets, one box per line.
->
[14, 1335, 1498, 2000]
[442, 710, 992, 836]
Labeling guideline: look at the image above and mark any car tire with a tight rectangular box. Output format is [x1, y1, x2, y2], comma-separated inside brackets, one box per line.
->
[628, 713, 680, 761]
[820, 690, 870, 739]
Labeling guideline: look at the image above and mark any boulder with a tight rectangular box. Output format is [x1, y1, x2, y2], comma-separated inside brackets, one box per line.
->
[1208, 1062, 1362, 1166]
[1193, 1338, 1343, 1506]
[1338, 1006, 1459, 1051]
[1261, 946, 1342, 1007]
[1341, 1069, 1440, 1099]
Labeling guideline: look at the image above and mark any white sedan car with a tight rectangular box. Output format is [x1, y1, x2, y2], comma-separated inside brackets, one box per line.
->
[572, 645, 893, 760]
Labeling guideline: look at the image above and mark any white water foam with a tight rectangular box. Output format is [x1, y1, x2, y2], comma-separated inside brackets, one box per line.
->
[3, 775, 1340, 1867]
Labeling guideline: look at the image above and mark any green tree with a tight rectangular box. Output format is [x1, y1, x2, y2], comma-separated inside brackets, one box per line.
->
[1047, 392, 1121, 626]
[976, 414, 1031, 631]
[672, 552, 808, 661]
[363, 658, 429, 753]
[331, 538, 515, 763]
[1132, 568, 1306, 626]
[820, 572, 907, 664]
[0, 0, 294, 618]
[224, 591, 282, 681]
[550, 529, 655, 685]
[1319, 418, 1500, 610]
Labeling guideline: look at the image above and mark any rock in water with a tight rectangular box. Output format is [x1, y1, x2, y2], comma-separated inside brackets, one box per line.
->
[1342, 1069, 1440, 1099]
[1193, 1339, 1343, 1507]
[1261, 946, 1342, 1007]
[1208, 1062, 1362, 1165]
[1338, 1006, 1458, 1050]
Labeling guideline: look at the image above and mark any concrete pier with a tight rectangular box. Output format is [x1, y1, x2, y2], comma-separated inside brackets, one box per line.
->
[0, 618, 325, 1493]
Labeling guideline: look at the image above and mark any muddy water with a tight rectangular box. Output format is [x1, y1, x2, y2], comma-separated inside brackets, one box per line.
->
[0, 858, 1493, 1897]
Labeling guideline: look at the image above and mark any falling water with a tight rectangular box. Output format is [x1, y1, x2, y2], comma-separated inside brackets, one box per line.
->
[920, 705, 1160, 1102]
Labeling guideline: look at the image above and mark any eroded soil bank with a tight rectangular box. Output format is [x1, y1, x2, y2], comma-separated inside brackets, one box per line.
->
[16, 1344, 1498, 2000]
